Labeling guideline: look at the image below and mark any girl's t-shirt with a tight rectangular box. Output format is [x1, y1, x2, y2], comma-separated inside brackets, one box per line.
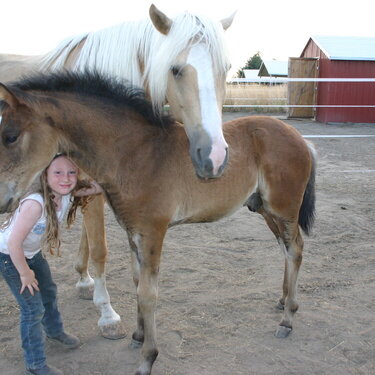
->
[0, 193, 71, 259]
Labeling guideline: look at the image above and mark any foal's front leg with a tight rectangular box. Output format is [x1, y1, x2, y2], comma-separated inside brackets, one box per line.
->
[128, 226, 167, 375]
[128, 233, 144, 348]
[77, 195, 126, 339]
[75, 223, 95, 299]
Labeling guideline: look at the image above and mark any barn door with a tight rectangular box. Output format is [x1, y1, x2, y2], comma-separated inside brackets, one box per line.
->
[288, 57, 318, 118]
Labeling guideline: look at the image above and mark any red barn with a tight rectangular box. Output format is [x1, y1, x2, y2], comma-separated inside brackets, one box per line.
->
[300, 35, 375, 123]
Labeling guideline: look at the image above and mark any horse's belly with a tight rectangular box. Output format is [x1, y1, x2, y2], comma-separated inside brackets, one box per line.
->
[169, 189, 254, 226]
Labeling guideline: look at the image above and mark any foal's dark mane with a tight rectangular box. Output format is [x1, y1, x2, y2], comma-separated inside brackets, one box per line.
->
[10, 71, 174, 128]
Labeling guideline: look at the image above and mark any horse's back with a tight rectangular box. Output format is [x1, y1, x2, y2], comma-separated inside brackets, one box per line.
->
[225, 115, 311, 166]
[224, 116, 313, 217]
[0, 54, 41, 82]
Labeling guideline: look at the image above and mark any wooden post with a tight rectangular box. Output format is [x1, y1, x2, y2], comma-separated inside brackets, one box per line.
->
[288, 57, 318, 118]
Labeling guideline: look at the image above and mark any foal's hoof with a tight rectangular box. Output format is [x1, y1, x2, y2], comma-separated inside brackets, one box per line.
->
[275, 325, 292, 338]
[77, 286, 94, 300]
[276, 300, 285, 310]
[100, 322, 126, 340]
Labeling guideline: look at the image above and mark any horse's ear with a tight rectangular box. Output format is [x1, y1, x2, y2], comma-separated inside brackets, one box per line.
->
[149, 4, 172, 35]
[220, 11, 236, 31]
[0, 83, 20, 109]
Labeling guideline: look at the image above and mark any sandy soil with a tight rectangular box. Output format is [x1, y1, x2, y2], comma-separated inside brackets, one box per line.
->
[1, 113, 374, 375]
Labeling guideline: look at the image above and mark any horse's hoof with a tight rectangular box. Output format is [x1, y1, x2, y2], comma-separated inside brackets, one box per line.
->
[275, 325, 292, 338]
[129, 338, 143, 349]
[77, 286, 94, 300]
[100, 322, 126, 340]
[276, 300, 285, 310]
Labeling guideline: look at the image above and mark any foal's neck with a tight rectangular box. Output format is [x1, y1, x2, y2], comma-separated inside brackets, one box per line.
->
[46, 94, 166, 179]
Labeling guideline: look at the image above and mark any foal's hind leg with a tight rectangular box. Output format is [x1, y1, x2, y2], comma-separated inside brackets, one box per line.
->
[79, 195, 126, 339]
[275, 221, 304, 338]
[259, 210, 303, 338]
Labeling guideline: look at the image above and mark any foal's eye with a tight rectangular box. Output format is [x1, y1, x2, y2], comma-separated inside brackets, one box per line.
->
[2, 132, 19, 146]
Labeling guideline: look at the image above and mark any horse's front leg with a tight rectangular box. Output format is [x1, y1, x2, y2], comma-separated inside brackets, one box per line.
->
[128, 226, 167, 375]
[127, 234, 144, 348]
[80, 194, 126, 339]
[75, 223, 95, 299]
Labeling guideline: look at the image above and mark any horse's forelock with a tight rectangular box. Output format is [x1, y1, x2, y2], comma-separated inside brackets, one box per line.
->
[144, 12, 230, 113]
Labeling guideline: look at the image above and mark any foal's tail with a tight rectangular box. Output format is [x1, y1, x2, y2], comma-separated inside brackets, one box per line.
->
[299, 142, 317, 235]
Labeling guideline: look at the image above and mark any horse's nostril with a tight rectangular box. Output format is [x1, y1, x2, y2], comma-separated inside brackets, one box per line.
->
[197, 148, 202, 158]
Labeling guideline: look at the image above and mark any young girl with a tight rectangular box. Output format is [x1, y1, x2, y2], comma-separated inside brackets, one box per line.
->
[0, 154, 102, 375]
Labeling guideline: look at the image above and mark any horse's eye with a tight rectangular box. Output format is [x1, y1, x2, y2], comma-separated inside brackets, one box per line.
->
[2, 131, 19, 146]
[5, 135, 18, 144]
[171, 66, 182, 78]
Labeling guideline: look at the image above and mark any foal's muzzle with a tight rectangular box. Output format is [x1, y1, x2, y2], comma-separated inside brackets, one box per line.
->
[0, 183, 18, 213]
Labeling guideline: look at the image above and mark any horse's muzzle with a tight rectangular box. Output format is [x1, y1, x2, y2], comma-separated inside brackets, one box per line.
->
[0, 183, 18, 213]
[193, 146, 229, 179]
[0, 197, 15, 214]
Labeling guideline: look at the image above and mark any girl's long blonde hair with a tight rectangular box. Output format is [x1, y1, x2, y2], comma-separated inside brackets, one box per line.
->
[40, 155, 94, 255]
[0, 155, 94, 256]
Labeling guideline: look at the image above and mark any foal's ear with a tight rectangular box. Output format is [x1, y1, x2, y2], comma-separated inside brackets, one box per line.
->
[149, 4, 172, 35]
[0, 83, 20, 109]
[220, 11, 237, 31]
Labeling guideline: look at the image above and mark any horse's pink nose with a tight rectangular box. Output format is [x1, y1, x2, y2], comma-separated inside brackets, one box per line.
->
[209, 143, 228, 176]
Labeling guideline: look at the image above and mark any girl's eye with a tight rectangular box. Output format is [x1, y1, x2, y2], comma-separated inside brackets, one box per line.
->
[69, 171, 77, 175]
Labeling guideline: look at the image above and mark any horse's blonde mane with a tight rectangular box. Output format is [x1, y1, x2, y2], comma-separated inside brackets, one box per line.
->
[41, 11, 230, 113]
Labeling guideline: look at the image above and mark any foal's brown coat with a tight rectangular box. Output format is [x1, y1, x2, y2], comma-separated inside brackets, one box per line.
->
[0, 7, 236, 337]
[0, 73, 315, 375]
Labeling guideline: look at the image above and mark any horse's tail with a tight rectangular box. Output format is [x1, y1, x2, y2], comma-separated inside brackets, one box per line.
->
[299, 142, 317, 236]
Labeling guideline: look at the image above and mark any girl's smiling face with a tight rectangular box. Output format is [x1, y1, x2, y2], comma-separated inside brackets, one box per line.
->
[46, 156, 78, 197]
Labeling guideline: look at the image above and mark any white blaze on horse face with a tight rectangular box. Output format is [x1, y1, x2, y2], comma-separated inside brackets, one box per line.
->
[187, 44, 228, 175]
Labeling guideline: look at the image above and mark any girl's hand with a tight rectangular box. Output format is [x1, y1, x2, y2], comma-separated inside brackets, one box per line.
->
[20, 268, 39, 295]
[73, 180, 103, 197]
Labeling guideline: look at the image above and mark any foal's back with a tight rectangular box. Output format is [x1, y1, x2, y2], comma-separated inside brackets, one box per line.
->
[166, 116, 312, 225]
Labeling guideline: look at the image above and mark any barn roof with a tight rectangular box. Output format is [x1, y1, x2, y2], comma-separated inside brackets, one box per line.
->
[243, 69, 259, 79]
[308, 35, 375, 61]
[258, 60, 288, 77]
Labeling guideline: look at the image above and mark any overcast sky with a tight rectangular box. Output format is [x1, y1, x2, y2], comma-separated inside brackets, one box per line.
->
[1, 0, 374, 77]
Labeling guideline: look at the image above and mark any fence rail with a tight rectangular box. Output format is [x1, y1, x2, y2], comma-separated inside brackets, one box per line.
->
[228, 77, 375, 83]
[225, 77, 375, 109]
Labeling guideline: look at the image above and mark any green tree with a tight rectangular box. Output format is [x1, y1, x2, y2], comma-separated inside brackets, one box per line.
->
[236, 52, 263, 78]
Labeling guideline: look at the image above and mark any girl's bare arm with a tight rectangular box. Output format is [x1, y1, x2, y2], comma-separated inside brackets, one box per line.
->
[7, 200, 42, 295]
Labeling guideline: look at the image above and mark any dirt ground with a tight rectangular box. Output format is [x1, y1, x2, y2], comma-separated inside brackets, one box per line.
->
[1, 113, 374, 375]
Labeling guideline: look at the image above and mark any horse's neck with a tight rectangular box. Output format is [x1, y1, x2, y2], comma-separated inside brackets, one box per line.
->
[49, 98, 159, 176]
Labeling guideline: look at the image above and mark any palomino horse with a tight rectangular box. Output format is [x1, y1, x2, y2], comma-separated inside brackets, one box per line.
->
[0, 72, 316, 375]
[0, 4, 235, 338]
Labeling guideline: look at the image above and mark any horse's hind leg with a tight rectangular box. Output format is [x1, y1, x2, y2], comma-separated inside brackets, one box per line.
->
[259, 210, 303, 338]
[80, 194, 126, 339]
[275, 220, 303, 338]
